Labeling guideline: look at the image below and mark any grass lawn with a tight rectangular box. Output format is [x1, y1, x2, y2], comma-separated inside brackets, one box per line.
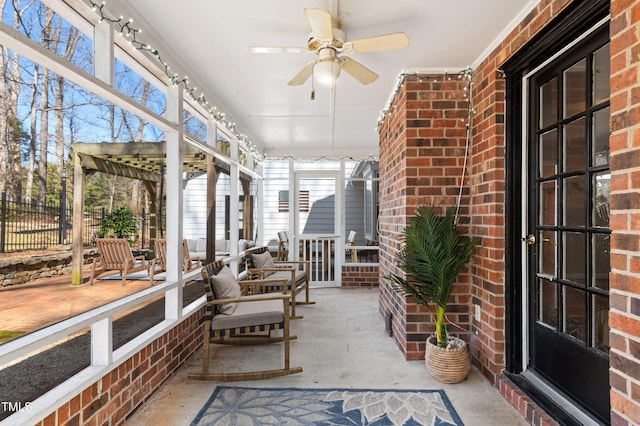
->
[0, 330, 25, 344]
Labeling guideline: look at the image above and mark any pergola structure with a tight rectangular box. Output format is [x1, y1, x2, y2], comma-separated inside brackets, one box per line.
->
[69, 141, 255, 285]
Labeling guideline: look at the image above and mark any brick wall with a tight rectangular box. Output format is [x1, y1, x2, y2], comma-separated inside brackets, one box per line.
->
[467, 65, 508, 381]
[461, 0, 576, 423]
[497, 375, 558, 426]
[378, 77, 409, 356]
[378, 74, 473, 361]
[341, 265, 379, 287]
[32, 308, 204, 426]
[609, 0, 640, 424]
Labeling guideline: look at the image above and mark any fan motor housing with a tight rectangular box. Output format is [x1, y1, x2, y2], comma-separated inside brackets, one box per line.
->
[308, 27, 345, 52]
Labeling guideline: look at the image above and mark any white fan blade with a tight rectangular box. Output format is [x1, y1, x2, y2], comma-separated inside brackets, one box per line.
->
[288, 61, 316, 86]
[305, 8, 333, 41]
[246, 46, 309, 54]
[339, 57, 378, 84]
[343, 32, 410, 53]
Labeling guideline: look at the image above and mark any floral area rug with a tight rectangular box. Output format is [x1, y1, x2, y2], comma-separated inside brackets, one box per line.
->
[190, 386, 463, 426]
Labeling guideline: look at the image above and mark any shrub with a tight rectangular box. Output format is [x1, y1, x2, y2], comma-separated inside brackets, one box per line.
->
[99, 207, 138, 243]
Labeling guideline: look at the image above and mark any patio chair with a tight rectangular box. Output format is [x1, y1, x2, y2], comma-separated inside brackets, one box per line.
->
[149, 239, 202, 282]
[245, 246, 314, 319]
[182, 239, 202, 272]
[346, 230, 358, 263]
[277, 231, 289, 261]
[188, 260, 302, 381]
[90, 238, 152, 286]
[149, 239, 167, 282]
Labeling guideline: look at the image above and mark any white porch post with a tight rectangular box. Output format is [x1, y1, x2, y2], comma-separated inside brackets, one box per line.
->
[335, 160, 346, 282]
[165, 83, 184, 320]
[94, 21, 114, 84]
[256, 162, 264, 247]
[91, 317, 112, 366]
[229, 138, 240, 274]
[71, 20, 115, 285]
[288, 159, 295, 261]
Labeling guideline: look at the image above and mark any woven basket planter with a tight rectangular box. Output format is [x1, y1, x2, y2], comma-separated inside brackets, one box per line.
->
[425, 336, 470, 384]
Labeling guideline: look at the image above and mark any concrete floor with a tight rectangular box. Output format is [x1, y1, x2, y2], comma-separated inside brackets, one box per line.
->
[127, 287, 528, 426]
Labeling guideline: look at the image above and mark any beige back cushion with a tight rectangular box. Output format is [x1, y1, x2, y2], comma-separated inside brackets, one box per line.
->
[251, 251, 276, 276]
[211, 265, 241, 315]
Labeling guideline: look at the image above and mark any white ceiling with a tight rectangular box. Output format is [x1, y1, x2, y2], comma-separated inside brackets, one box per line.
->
[104, 0, 536, 159]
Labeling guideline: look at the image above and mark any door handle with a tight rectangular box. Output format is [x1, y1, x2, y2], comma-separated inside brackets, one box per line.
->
[521, 234, 535, 245]
[521, 234, 554, 245]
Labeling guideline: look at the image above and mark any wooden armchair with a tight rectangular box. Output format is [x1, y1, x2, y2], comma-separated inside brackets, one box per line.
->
[90, 238, 152, 286]
[150, 239, 203, 282]
[277, 231, 289, 261]
[188, 261, 302, 381]
[182, 239, 202, 272]
[245, 246, 315, 319]
[149, 239, 167, 282]
[346, 230, 359, 263]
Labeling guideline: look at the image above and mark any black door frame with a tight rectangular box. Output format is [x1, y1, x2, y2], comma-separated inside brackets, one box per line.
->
[502, 0, 610, 424]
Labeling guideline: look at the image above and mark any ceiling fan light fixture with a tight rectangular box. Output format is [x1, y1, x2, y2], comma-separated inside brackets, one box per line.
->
[314, 59, 341, 87]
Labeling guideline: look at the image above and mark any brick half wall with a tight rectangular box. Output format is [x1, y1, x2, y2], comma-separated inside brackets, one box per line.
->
[341, 264, 379, 287]
[33, 307, 204, 425]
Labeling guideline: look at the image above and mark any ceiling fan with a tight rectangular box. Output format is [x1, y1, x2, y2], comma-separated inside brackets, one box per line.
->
[247, 8, 410, 88]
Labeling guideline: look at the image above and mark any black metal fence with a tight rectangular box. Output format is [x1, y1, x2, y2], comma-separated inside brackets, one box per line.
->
[0, 192, 150, 253]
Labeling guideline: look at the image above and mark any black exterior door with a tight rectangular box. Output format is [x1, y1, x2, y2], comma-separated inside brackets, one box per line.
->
[525, 26, 610, 423]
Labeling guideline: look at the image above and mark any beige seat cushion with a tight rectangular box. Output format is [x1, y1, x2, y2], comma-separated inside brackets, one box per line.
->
[267, 270, 306, 288]
[211, 299, 284, 331]
[211, 265, 241, 315]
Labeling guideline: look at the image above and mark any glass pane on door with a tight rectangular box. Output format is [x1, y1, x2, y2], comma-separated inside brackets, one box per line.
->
[540, 181, 556, 226]
[564, 59, 587, 118]
[563, 232, 586, 286]
[563, 175, 586, 227]
[593, 233, 610, 290]
[593, 294, 609, 352]
[593, 172, 610, 227]
[564, 286, 587, 342]
[564, 117, 586, 173]
[593, 44, 610, 104]
[540, 130, 558, 176]
[539, 230, 556, 276]
[539, 278, 558, 328]
[540, 78, 558, 128]
[592, 107, 610, 166]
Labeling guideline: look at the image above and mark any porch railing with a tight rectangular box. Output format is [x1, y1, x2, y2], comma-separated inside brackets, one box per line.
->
[299, 235, 339, 284]
[296, 235, 379, 286]
[0, 267, 205, 425]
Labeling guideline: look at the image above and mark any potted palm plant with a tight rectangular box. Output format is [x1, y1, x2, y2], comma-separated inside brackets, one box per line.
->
[386, 205, 479, 383]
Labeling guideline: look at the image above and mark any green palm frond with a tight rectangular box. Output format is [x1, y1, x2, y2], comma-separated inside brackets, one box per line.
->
[385, 205, 479, 347]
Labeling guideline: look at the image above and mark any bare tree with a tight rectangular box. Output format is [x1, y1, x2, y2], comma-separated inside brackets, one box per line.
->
[4, 3, 26, 202]
[27, 5, 54, 205]
[25, 61, 39, 204]
[37, 71, 50, 200]
[53, 26, 79, 175]
[125, 81, 151, 215]
[0, 40, 8, 195]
